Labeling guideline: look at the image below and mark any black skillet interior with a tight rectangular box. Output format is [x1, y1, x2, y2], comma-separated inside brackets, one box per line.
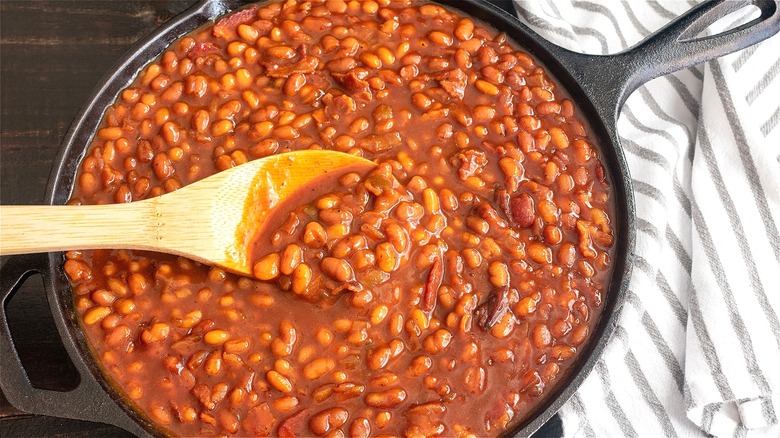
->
[0, 0, 777, 437]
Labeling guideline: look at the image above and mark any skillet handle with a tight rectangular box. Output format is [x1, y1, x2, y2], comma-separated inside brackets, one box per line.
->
[0, 254, 150, 437]
[557, 0, 780, 125]
[621, 0, 779, 93]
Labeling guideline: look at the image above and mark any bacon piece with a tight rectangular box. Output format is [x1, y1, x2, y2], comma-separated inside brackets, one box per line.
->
[331, 281, 361, 295]
[422, 257, 443, 313]
[170, 334, 201, 354]
[595, 162, 607, 185]
[212, 6, 258, 39]
[253, 19, 274, 35]
[333, 71, 372, 100]
[456, 149, 487, 180]
[277, 409, 309, 438]
[305, 71, 329, 90]
[439, 68, 467, 100]
[323, 94, 356, 118]
[497, 189, 513, 222]
[475, 202, 509, 229]
[187, 42, 220, 59]
[263, 55, 319, 78]
[476, 286, 510, 331]
[191, 383, 215, 410]
[242, 403, 275, 437]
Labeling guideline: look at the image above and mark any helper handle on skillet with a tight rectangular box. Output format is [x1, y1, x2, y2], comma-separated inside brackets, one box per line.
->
[0, 254, 150, 436]
[549, 0, 780, 126]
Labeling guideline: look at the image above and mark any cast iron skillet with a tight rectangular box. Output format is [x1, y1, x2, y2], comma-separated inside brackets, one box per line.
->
[1, 0, 778, 436]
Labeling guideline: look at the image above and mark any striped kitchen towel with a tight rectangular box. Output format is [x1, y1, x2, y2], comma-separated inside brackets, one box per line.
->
[511, 1, 780, 437]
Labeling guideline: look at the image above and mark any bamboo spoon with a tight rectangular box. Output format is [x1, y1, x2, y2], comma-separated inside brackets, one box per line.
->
[0, 150, 375, 276]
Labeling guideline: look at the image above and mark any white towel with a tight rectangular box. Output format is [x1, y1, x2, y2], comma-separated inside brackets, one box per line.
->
[511, 1, 780, 436]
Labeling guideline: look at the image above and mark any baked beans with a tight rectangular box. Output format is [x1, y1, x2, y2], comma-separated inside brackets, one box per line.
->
[66, 0, 615, 436]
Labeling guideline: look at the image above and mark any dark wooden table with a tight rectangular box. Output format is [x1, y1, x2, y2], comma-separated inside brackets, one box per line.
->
[0, 1, 562, 436]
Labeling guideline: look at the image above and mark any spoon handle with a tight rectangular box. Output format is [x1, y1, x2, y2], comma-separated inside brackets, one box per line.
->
[0, 202, 159, 255]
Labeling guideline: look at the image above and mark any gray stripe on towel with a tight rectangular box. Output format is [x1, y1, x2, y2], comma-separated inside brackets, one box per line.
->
[691, 199, 776, 424]
[745, 57, 780, 105]
[572, 0, 629, 48]
[595, 360, 639, 437]
[617, 328, 679, 437]
[656, 271, 688, 327]
[711, 62, 780, 263]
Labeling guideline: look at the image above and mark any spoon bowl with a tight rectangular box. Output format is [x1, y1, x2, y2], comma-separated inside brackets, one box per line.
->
[0, 150, 375, 276]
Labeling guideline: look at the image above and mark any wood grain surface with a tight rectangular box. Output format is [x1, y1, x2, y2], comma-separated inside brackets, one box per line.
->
[1, 2, 192, 436]
[0, 1, 561, 437]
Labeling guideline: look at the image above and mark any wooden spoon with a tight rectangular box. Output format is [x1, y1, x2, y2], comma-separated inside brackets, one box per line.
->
[0, 150, 375, 276]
